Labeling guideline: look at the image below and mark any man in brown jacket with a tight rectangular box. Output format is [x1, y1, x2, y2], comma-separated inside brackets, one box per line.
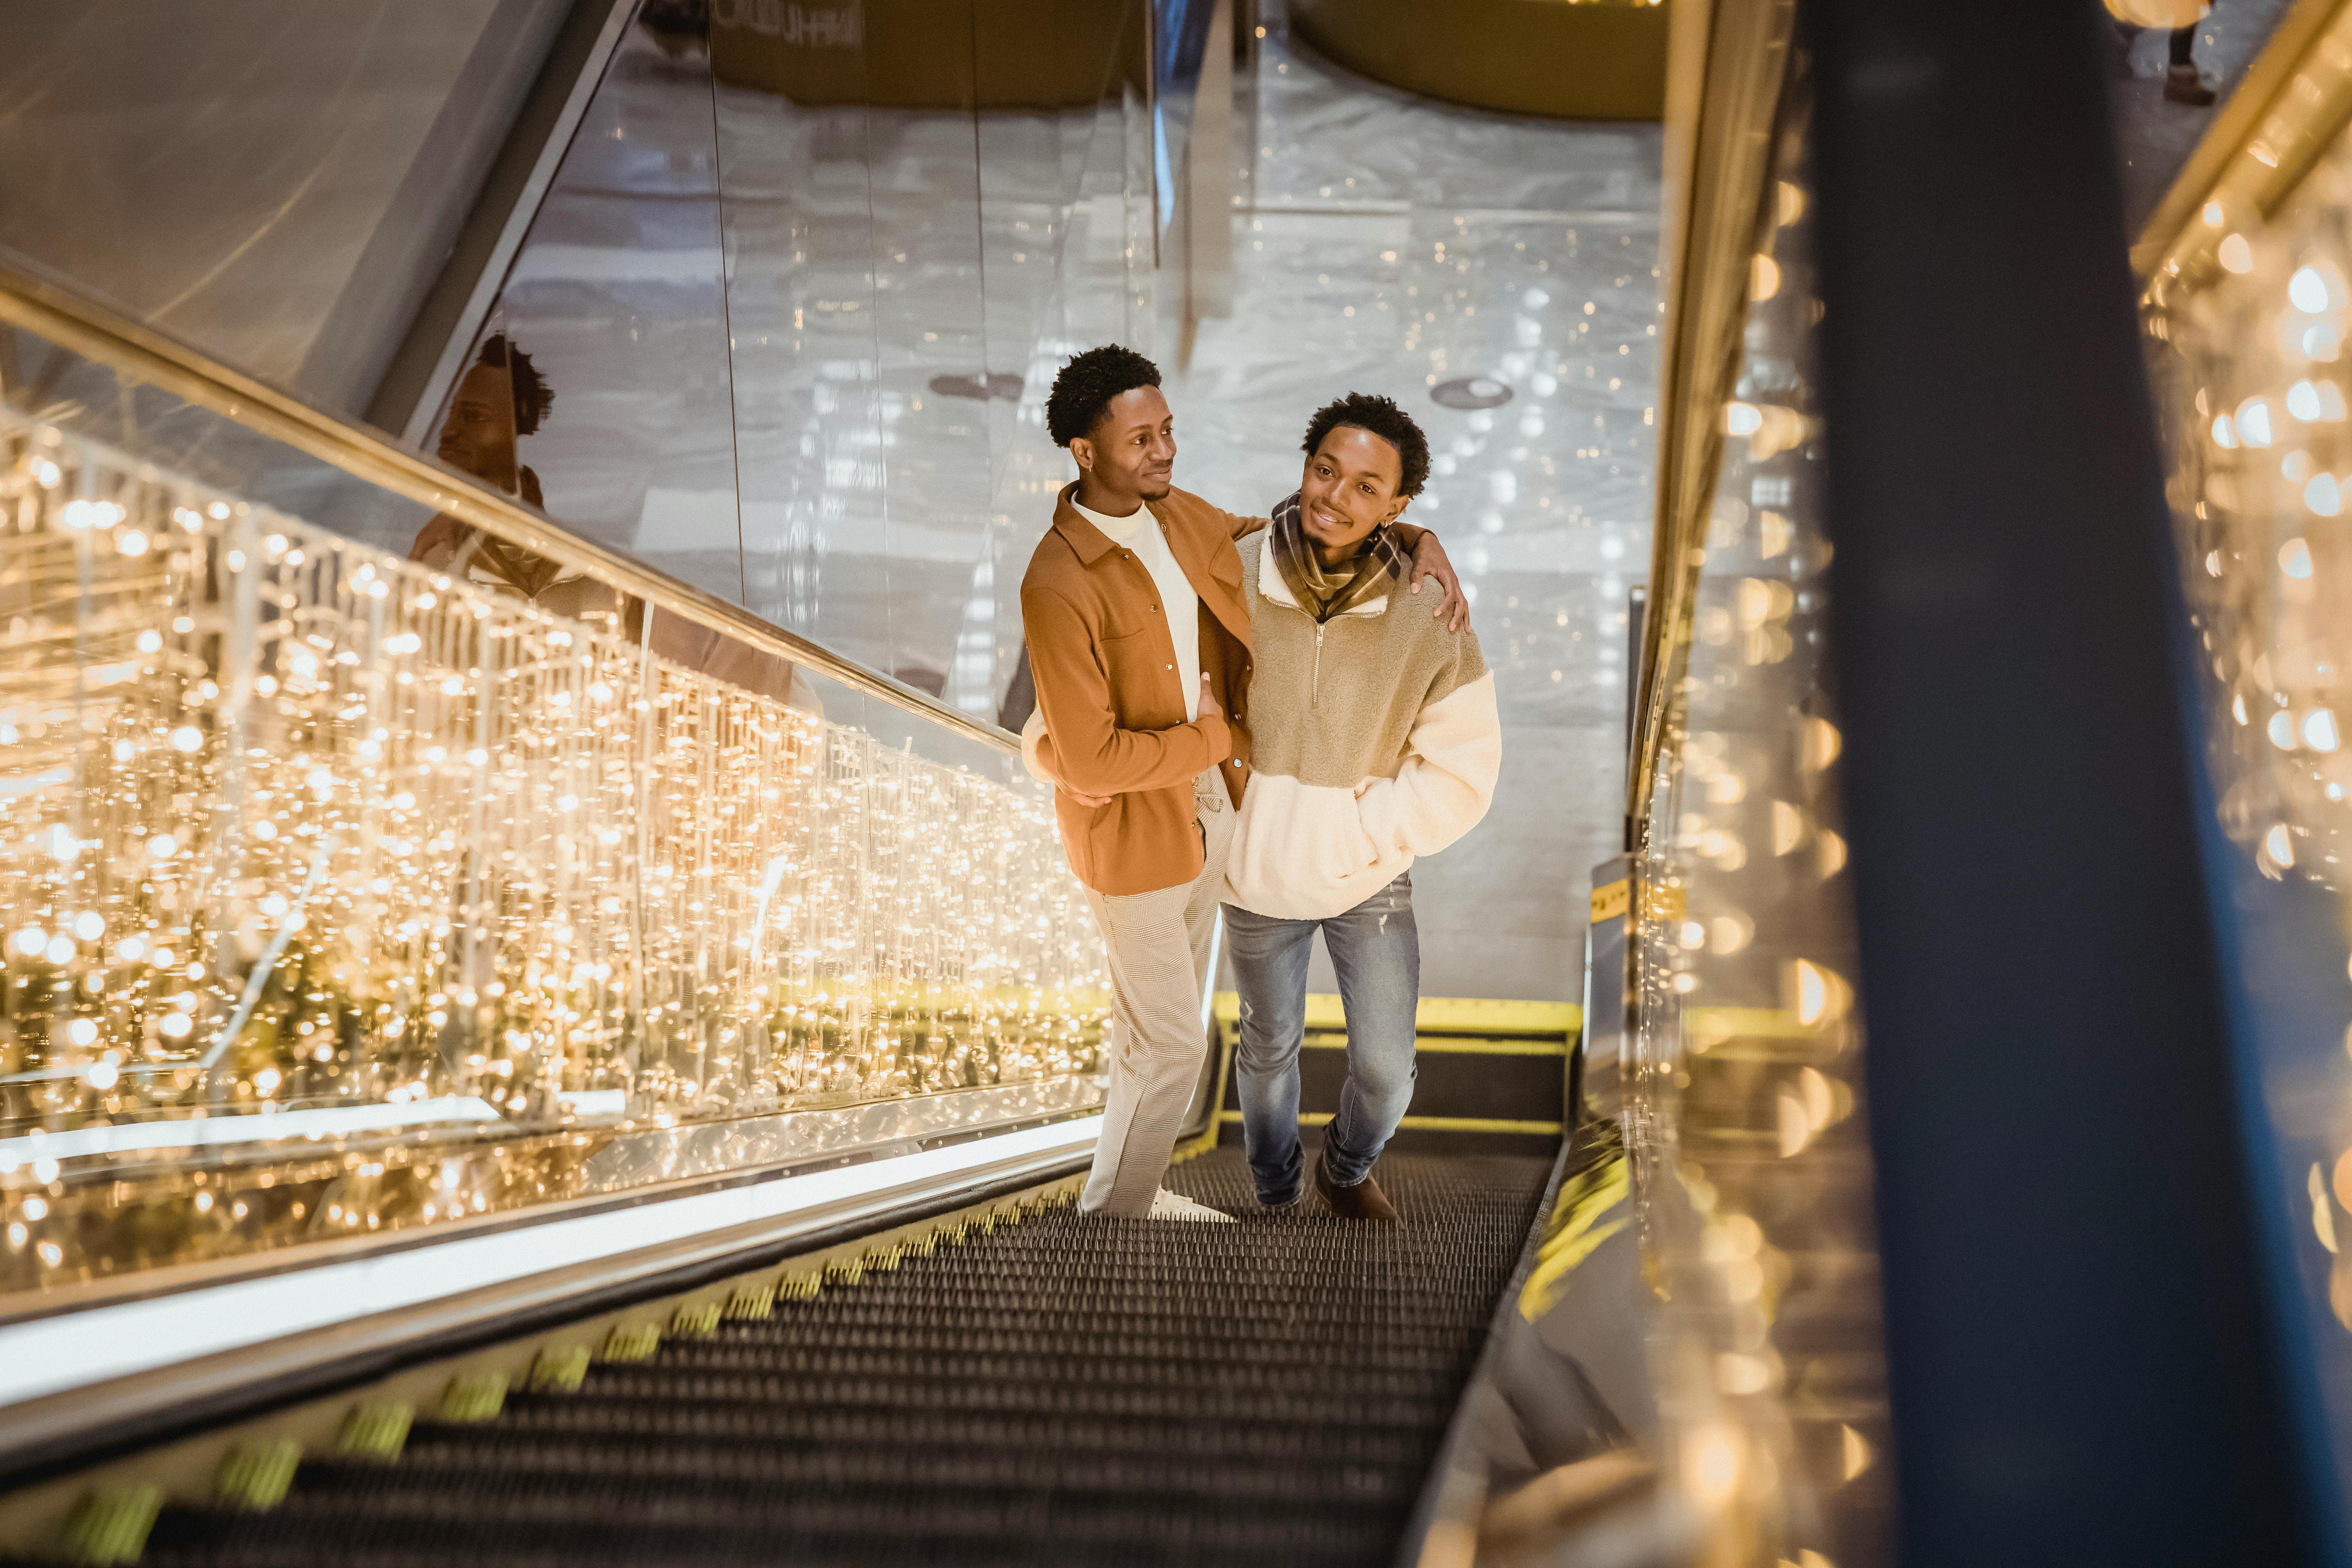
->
[1021, 345, 1464, 1219]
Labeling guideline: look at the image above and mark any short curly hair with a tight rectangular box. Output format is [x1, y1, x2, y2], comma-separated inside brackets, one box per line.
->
[1303, 393, 1430, 498]
[1046, 345, 1161, 448]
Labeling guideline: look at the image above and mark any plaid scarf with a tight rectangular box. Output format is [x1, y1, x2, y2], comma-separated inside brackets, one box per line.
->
[1270, 490, 1408, 624]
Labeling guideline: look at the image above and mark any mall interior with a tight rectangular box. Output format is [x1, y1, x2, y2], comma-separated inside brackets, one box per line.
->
[1, 0, 2350, 1563]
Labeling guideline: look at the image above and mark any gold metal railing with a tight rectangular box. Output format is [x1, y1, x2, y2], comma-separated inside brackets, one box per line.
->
[1594, 9, 1893, 1563]
[1631, 0, 1797, 842]
[0, 259, 1017, 757]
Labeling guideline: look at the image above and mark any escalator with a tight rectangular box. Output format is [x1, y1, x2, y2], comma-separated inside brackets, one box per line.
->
[105, 1151, 1550, 1568]
[28, 0, 2352, 1564]
[0, 0, 1610, 1541]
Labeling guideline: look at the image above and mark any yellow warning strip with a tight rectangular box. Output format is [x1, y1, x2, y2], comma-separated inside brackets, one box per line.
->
[1684, 1006, 1815, 1043]
[1212, 992, 1581, 1036]
[1217, 1111, 1563, 1135]
[1293, 1033, 1570, 1056]
[1519, 1148, 1630, 1321]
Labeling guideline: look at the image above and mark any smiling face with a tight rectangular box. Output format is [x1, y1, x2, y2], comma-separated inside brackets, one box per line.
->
[436, 361, 520, 492]
[1299, 425, 1411, 564]
[1069, 385, 1176, 510]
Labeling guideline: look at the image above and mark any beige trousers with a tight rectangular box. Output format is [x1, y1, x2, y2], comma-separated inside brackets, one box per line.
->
[1078, 769, 1235, 1216]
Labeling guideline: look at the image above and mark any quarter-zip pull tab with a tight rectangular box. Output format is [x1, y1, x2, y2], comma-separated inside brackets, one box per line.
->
[1312, 623, 1326, 708]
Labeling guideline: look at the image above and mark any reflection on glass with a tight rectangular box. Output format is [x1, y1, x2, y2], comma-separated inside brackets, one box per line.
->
[715, 8, 893, 678]
[413, 334, 634, 637]
[2140, 1, 2352, 1504]
[434, 0, 1159, 718]
[0, 410, 1106, 1295]
[1626, 65, 1894, 1567]
[437, 10, 745, 610]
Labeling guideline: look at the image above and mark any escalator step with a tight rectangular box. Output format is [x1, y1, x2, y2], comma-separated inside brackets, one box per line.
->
[126, 1150, 1550, 1568]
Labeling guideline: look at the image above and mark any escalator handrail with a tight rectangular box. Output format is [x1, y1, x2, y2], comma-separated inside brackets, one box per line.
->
[1632, 0, 1798, 841]
[0, 256, 1018, 755]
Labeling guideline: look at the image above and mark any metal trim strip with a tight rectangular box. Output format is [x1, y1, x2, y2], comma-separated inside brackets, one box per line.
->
[1214, 1111, 1564, 1135]
[0, 1103, 1102, 1331]
[0, 1132, 1094, 1489]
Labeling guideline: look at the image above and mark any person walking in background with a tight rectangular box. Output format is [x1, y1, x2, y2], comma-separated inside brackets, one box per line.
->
[2110, 0, 2216, 107]
[1218, 395, 1500, 1223]
[1019, 348, 1465, 1221]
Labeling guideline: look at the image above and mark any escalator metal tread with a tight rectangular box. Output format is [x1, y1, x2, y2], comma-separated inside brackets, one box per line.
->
[132, 1149, 1552, 1568]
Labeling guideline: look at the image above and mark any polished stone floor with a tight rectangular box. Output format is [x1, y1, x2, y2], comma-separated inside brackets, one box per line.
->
[2109, 0, 2289, 234]
[1177, 11, 1662, 1003]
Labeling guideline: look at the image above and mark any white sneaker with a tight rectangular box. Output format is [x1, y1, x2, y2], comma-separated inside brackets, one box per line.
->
[1147, 1187, 1237, 1222]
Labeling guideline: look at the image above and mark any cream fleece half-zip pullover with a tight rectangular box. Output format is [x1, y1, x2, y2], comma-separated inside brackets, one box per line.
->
[1220, 531, 1500, 921]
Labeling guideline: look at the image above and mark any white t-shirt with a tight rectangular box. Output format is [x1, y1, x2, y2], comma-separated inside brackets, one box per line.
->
[1075, 497, 1201, 721]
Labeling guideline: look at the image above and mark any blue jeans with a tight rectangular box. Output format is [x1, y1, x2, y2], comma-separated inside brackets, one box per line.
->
[1224, 872, 1419, 1204]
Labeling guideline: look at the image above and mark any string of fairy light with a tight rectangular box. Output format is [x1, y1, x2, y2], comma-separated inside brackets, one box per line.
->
[0, 416, 1108, 1191]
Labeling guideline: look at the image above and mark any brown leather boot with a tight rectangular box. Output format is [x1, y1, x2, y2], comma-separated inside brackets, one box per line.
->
[1314, 1152, 1401, 1223]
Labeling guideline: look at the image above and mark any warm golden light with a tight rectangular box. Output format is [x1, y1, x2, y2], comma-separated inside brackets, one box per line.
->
[1682, 1423, 1746, 1509]
[0, 414, 1110, 1274]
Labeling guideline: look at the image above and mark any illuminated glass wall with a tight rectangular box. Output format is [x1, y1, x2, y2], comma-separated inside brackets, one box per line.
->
[2140, 5, 2352, 1500]
[1627, 58, 1894, 1565]
[0, 390, 1104, 1295]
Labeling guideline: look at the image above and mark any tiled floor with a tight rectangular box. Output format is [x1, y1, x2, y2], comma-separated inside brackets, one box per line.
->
[2108, 0, 2290, 234]
[1175, 11, 1663, 1002]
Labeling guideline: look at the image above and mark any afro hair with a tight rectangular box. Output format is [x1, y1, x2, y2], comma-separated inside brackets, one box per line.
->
[1302, 392, 1430, 498]
[477, 334, 554, 437]
[1046, 344, 1161, 448]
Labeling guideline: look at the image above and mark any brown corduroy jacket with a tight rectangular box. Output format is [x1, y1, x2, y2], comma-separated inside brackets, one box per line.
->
[1020, 483, 1263, 897]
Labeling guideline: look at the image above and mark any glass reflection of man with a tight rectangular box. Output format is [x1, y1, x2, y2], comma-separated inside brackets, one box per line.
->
[435, 332, 550, 510]
[415, 333, 817, 711]
[413, 335, 632, 634]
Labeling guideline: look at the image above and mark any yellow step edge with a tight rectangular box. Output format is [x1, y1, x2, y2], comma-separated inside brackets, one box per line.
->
[0, 1172, 1089, 1553]
[1211, 992, 1581, 1036]
[1217, 1111, 1563, 1136]
[1223, 1030, 1570, 1057]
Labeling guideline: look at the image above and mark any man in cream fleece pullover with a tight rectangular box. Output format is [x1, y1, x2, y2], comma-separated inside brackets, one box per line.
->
[1220, 394, 1499, 1221]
